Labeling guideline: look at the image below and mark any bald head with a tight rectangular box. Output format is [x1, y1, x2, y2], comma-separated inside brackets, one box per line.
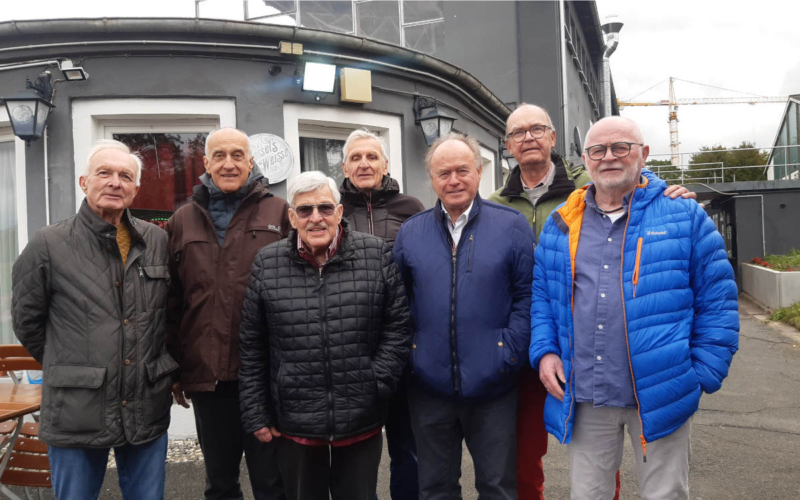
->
[584, 116, 644, 148]
[506, 103, 554, 134]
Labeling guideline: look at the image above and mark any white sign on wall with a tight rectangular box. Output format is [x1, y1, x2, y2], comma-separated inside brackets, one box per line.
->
[249, 133, 295, 184]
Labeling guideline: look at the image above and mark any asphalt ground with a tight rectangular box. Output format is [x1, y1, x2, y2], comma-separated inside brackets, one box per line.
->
[14, 297, 800, 499]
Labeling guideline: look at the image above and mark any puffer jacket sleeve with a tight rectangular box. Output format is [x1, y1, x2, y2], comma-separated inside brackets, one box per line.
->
[503, 213, 535, 371]
[373, 243, 413, 398]
[529, 217, 561, 371]
[11, 230, 51, 364]
[688, 202, 739, 394]
[239, 251, 275, 434]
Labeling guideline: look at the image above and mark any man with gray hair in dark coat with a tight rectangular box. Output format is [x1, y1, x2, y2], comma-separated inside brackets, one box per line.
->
[12, 139, 178, 499]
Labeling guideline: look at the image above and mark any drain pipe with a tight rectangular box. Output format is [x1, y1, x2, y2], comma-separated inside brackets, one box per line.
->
[558, 0, 569, 155]
[600, 15, 624, 117]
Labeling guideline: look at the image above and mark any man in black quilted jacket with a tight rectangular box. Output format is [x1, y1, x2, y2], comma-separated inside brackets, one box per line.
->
[239, 171, 412, 500]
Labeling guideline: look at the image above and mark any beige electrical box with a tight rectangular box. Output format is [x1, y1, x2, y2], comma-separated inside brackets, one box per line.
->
[340, 68, 372, 103]
[279, 41, 303, 55]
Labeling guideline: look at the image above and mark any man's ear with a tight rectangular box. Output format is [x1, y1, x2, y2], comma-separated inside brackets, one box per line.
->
[203, 156, 210, 173]
[79, 175, 89, 194]
[288, 209, 298, 229]
[641, 145, 650, 164]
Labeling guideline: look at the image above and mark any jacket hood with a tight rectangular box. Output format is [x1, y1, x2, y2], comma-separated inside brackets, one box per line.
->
[499, 152, 581, 203]
[192, 168, 269, 207]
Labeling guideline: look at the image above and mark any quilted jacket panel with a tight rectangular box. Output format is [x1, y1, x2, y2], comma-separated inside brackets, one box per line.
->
[239, 227, 412, 440]
[12, 201, 178, 448]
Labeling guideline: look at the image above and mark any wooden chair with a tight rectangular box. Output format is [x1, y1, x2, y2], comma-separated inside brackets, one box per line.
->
[0, 345, 50, 500]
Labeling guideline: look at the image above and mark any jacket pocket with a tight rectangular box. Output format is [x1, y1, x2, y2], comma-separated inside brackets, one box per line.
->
[139, 264, 170, 310]
[46, 365, 107, 433]
[632, 237, 643, 298]
[143, 352, 179, 426]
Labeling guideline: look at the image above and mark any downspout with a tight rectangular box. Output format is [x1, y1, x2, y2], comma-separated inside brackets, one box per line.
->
[558, 0, 569, 156]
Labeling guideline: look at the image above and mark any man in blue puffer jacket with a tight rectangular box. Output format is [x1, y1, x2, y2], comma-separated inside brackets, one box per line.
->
[394, 133, 534, 499]
[530, 117, 739, 500]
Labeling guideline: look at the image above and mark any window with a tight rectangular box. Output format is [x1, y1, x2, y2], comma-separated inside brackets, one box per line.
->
[0, 128, 25, 344]
[356, 1, 401, 45]
[478, 146, 496, 199]
[788, 102, 798, 177]
[299, 1, 354, 33]
[401, 1, 444, 53]
[71, 98, 236, 213]
[112, 133, 208, 224]
[283, 103, 403, 191]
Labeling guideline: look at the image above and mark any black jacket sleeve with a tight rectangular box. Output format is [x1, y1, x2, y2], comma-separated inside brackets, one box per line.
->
[372, 243, 413, 399]
[238, 251, 275, 434]
[11, 230, 51, 364]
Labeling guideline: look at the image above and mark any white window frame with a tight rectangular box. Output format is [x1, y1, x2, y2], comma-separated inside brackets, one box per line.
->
[71, 98, 236, 212]
[478, 145, 496, 199]
[0, 112, 29, 253]
[283, 103, 404, 191]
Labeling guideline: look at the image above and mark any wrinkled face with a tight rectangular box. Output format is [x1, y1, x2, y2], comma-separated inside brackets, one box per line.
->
[429, 140, 482, 217]
[583, 120, 649, 193]
[505, 106, 557, 168]
[289, 186, 344, 255]
[342, 137, 388, 192]
[204, 129, 254, 193]
[80, 149, 140, 215]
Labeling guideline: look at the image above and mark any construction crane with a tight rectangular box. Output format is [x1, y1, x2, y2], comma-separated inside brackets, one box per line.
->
[618, 77, 787, 166]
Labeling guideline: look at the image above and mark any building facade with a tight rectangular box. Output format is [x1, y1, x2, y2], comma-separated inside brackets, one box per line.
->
[0, 1, 612, 343]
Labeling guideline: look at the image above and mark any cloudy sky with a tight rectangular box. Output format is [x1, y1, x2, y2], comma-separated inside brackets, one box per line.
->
[596, 0, 799, 162]
[1, 0, 796, 162]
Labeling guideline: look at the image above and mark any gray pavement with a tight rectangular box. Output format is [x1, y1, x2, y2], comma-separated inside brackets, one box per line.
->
[31, 298, 796, 499]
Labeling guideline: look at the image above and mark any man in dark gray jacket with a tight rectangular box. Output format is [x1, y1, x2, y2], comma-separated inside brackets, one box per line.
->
[12, 139, 178, 500]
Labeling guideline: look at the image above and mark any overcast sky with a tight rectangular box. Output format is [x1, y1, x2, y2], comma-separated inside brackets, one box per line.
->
[596, 0, 799, 163]
[1, 1, 797, 162]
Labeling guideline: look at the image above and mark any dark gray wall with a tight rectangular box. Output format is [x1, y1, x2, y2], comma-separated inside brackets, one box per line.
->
[0, 53, 504, 227]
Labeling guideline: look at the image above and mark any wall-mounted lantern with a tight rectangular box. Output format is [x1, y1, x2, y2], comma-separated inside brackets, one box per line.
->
[3, 71, 56, 144]
[413, 96, 456, 147]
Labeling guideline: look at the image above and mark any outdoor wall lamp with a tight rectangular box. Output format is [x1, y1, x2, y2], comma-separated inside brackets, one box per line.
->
[413, 96, 456, 147]
[59, 60, 89, 81]
[302, 62, 336, 94]
[3, 71, 55, 143]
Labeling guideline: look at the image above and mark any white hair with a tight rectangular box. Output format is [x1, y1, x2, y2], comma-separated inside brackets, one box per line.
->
[342, 128, 388, 162]
[85, 140, 143, 186]
[204, 127, 251, 158]
[287, 171, 341, 207]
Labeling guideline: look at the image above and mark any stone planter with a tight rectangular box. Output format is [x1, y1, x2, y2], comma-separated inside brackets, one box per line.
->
[741, 263, 800, 309]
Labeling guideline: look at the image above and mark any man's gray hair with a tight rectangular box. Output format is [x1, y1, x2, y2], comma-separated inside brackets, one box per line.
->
[424, 132, 483, 174]
[287, 171, 341, 207]
[204, 128, 252, 158]
[343, 129, 388, 162]
[85, 140, 143, 186]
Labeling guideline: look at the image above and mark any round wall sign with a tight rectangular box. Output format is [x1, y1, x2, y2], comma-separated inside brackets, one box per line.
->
[248, 133, 295, 184]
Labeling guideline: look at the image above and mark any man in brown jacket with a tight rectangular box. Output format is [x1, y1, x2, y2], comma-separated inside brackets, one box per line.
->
[167, 128, 289, 500]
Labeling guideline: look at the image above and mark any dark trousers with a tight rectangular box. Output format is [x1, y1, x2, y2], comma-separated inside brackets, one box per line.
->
[277, 432, 383, 500]
[192, 381, 284, 500]
[408, 386, 518, 500]
[385, 377, 419, 500]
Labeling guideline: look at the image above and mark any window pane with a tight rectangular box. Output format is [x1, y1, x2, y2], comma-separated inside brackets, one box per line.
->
[300, 137, 346, 187]
[263, 1, 296, 12]
[113, 133, 208, 225]
[789, 103, 798, 174]
[402, 1, 443, 24]
[0, 141, 17, 344]
[299, 1, 353, 33]
[403, 21, 444, 54]
[357, 1, 400, 45]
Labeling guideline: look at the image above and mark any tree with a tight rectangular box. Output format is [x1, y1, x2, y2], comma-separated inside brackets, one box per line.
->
[646, 159, 681, 182]
[685, 142, 768, 183]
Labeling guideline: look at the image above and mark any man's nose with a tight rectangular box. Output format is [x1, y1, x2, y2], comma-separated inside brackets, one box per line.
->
[309, 208, 324, 223]
[447, 172, 461, 184]
[108, 173, 122, 187]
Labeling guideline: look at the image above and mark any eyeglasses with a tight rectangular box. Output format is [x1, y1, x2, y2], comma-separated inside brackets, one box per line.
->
[584, 142, 644, 161]
[292, 203, 337, 219]
[506, 125, 551, 143]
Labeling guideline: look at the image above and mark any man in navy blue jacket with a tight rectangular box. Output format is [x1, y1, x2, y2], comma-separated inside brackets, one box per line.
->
[393, 132, 534, 499]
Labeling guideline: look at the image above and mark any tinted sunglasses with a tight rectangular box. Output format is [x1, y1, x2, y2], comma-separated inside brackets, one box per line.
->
[293, 203, 336, 219]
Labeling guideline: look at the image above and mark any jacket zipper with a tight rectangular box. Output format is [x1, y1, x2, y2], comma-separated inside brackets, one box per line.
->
[450, 241, 459, 393]
[467, 235, 474, 271]
[318, 267, 335, 440]
[562, 239, 577, 445]
[632, 237, 643, 298]
[366, 192, 375, 235]
[138, 263, 147, 310]
[619, 188, 648, 462]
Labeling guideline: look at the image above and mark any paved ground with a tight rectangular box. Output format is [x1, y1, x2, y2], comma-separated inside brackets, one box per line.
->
[18, 297, 799, 499]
